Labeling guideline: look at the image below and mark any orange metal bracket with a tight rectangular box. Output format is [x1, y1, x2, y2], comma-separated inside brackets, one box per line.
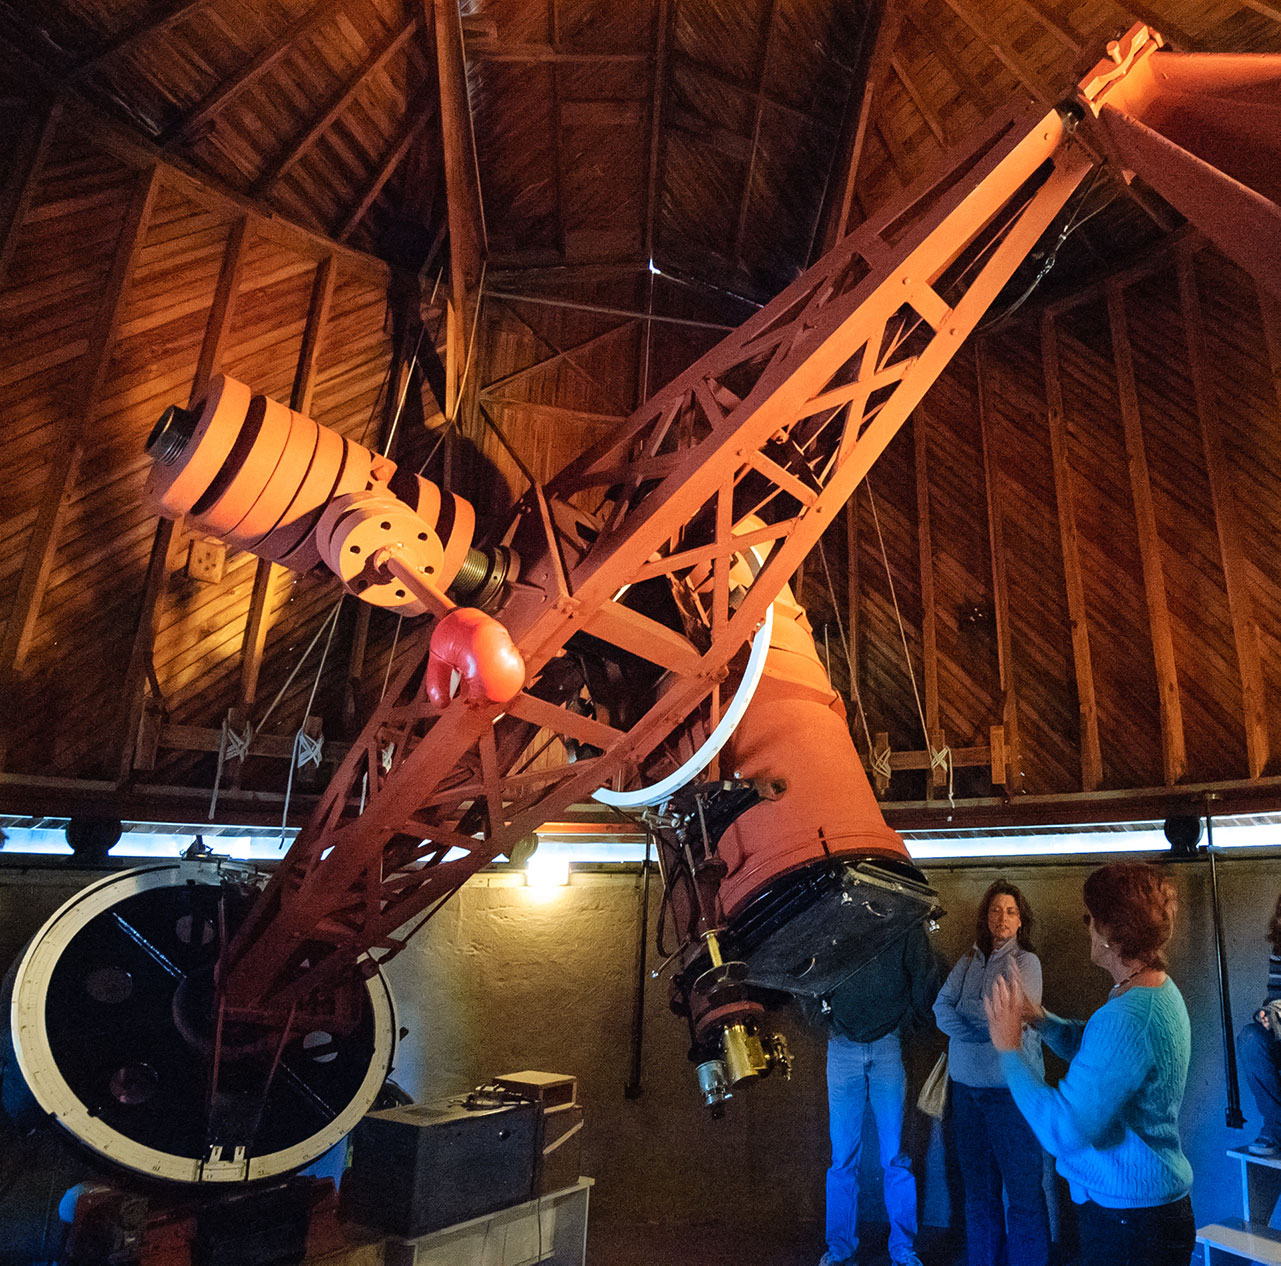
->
[1077, 22, 1281, 299]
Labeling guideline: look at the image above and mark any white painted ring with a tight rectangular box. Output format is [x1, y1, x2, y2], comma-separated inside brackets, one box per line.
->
[9, 860, 396, 1184]
[593, 544, 774, 809]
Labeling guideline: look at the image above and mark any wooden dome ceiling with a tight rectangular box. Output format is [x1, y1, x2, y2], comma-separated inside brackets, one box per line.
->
[0, 0, 1279, 833]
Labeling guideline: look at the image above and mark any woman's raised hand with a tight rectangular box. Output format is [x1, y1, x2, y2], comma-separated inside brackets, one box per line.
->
[985, 976, 1025, 1053]
[1007, 964, 1046, 1026]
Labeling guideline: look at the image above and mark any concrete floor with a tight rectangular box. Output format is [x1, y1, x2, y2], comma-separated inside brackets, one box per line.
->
[593, 1222, 968, 1265]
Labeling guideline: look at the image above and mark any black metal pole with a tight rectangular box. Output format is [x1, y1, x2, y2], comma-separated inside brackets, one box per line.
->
[1206, 812, 1246, 1129]
[624, 832, 653, 1099]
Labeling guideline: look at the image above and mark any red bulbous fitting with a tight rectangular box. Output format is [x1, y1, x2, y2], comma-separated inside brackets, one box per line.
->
[425, 608, 526, 708]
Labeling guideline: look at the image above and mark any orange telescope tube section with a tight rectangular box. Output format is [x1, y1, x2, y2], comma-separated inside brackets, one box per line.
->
[145, 374, 476, 594]
[716, 581, 909, 919]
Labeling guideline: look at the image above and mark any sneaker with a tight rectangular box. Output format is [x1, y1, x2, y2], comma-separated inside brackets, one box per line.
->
[1248, 1137, 1281, 1156]
[892, 1254, 925, 1266]
[818, 1254, 855, 1266]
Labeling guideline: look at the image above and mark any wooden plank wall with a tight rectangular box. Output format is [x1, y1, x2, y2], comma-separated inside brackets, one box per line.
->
[0, 100, 400, 793]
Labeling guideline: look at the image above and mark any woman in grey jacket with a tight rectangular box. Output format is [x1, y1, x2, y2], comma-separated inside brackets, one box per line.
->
[934, 881, 1049, 1266]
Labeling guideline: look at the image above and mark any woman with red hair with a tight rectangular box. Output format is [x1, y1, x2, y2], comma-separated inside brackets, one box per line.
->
[985, 862, 1194, 1266]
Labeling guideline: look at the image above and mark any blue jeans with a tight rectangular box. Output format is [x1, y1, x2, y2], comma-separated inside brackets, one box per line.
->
[1239, 1020, 1281, 1145]
[951, 1082, 1049, 1266]
[826, 1030, 917, 1263]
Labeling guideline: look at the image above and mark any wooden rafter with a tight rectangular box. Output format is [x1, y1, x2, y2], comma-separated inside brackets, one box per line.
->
[433, 0, 486, 429]
[913, 410, 939, 735]
[481, 320, 636, 398]
[238, 254, 336, 710]
[644, 0, 670, 263]
[0, 165, 161, 757]
[1040, 314, 1103, 791]
[935, 0, 1055, 107]
[890, 54, 947, 148]
[669, 51, 837, 133]
[1009, 0, 1082, 54]
[254, 15, 423, 197]
[900, 10, 994, 115]
[337, 92, 440, 241]
[1258, 281, 1281, 414]
[162, 0, 346, 148]
[116, 214, 252, 778]
[0, 99, 62, 292]
[975, 342, 1021, 792]
[845, 491, 861, 709]
[72, 0, 216, 77]
[548, 0, 567, 260]
[817, 0, 902, 255]
[463, 42, 645, 64]
[1177, 248, 1270, 777]
[731, 0, 780, 269]
[1240, 0, 1281, 25]
[1106, 281, 1185, 785]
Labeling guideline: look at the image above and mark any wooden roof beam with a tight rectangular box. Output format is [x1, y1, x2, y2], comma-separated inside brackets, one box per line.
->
[975, 342, 1022, 792]
[815, 0, 902, 256]
[432, 0, 486, 390]
[72, 0, 216, 78]
[644, 0, 670, 264]
[548, 0, 567, 260]
[162, 0, 346, 148]
[1107, 280, 1186, 785]
[899, 10, 994, 115]
[1040, 314, 1103, 791]
[890, 54, 947, 148]
[115, 214, 252, 779]
[238, 254, 337, 712]
[463, 42, 645, 64]
[0, 165, 161, 736]
[255, 15, 423, 197]
[1178, 247, 1270, 777]
[336, 91, 440, 241]
[668, 50, 837, 133]
[1009, 0, 1082, 55]
[935, 0, 1055, 107]
[0, 99, 61, 292]
[731, 0, 780, 270]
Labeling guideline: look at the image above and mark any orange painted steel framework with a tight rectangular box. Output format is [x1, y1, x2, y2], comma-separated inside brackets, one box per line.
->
[218, 97, 1095, 1019]
[202, 24, 1280, 1023]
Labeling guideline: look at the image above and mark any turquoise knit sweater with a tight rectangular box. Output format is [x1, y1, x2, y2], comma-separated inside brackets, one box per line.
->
[999, 978, 1192, 1209]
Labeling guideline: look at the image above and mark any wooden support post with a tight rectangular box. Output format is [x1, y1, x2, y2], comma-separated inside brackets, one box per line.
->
[1040, 315, 1103, 791]
[913, 410, 939, 733]
[975, 343, 1023, 793]
[1107, 280, 1186, 785]
[238, 254, 336, 715]
[116, 215, 251, 780]
[1178, 249, 1270, 777]
[989, 724, 1006, 786]
[0, 99, 62, 292]
[1259, 280, 1281, 415]
[845, 490, 860, 695]
[0, 165, 161, 745]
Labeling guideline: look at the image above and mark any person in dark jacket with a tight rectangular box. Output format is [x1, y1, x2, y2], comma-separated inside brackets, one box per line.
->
[1237, 891, 1281, 1155]
[820, 920, 940, 1266]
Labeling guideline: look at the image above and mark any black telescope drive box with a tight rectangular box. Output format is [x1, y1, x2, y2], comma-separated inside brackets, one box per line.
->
[344, 1097, 538, 1237]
